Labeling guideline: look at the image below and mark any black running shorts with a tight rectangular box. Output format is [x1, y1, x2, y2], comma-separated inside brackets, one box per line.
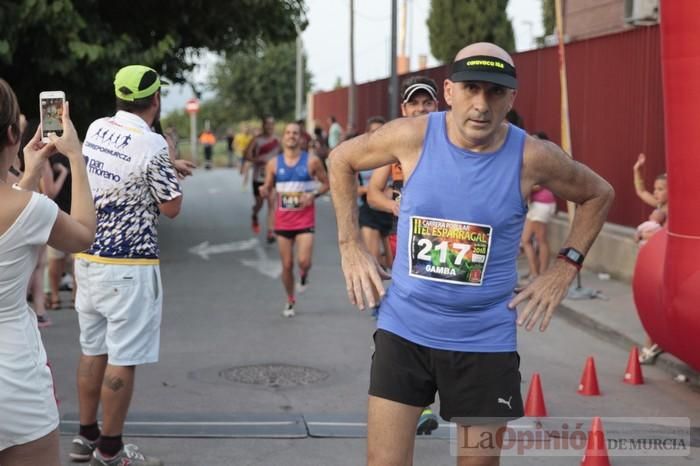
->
[252, 181, 264, 197]
[274, 227, 315, 239]
[369, 329, 524, 423]
[358, 203, 393, 237]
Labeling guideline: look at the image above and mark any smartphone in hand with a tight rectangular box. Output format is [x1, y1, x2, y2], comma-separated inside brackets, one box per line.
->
[39, 91, 65, 143]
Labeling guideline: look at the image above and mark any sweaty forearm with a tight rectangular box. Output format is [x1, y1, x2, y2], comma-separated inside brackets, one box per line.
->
[329, 151, 361, 245]
[560, 183, 614, 255]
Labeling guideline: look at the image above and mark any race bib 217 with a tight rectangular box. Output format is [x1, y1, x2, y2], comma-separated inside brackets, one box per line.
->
[408, 216, 492, 286]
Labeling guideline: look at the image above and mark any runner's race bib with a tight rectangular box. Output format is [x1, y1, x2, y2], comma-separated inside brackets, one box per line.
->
[280, 192, 304, 210]
[408, 216, 492, 286]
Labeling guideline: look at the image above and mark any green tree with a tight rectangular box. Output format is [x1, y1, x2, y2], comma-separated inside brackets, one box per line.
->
[542, 0, 555, 35]
[0, 0, 306, 132]
[209, 41, 312, 123]
[535, 0, 555, 46]
[427, 0, 515, 63]
[160, 109, 190, 141]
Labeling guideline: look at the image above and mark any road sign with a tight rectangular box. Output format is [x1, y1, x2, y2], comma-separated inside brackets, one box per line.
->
[185, 98, 200, 114]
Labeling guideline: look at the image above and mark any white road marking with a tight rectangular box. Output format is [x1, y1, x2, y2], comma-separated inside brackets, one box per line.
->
[61, 420, 297, 426]
[188, 238, 258, 260]
[240, 241, 281, 278]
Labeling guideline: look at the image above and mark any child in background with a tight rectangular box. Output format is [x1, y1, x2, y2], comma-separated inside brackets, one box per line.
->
[635, 208, 666, 247]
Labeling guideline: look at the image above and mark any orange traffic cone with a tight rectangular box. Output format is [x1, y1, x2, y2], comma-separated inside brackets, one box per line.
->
[524, 373, 547, 417]
[578, 356, 601, 395]
[623, 347, 644, 385]
[580, 416, 612, 466]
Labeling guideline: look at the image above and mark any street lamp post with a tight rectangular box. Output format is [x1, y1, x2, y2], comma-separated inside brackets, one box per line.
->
[389, 0, 398, 119]
[295, 24, 304, 120]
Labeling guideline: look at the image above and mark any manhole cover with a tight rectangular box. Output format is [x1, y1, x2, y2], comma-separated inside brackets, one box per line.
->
[221, 364, 329, 388]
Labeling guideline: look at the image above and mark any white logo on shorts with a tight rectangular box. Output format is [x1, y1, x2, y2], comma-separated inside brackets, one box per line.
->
[497, 396, 512, 410]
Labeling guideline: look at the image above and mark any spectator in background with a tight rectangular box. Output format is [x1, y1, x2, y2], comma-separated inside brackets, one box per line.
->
[7, 113, 25, 183]
[310, 123, 330, 173]
[71, 64, 181, 465]
[520, 131, 557, 282]
[0, 79, 95, 466]
[225, 128, 235, 168]
[327, 115, 342, 149]
[633, 152, 668, 365]
[635, 208, 665, 247]
[634, 153, 668, 213]
[311, 123, 328, 159]
[47, 151, 74, 311]
[164, 126, 180, 159]
[344, 122, 358, 141]
[234, 123, 253, 171]
[199, 125, 216, 170]
[506, 108, 524, 128]
[297, 119, 312, 151]
[21, 119, 68, 327]
[154, 120, 196, 180]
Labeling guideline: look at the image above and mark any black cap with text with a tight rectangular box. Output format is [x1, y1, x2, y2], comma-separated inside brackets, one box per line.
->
[450, 55, 518, 89]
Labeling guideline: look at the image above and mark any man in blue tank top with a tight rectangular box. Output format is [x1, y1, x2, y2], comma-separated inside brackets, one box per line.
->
[329, 42, 615, 465]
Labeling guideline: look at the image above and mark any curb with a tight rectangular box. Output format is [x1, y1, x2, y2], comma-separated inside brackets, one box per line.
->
[557, 301, 700, 390]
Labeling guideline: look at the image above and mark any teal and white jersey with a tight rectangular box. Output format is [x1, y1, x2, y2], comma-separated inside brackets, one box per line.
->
[81, 111, 181, 261]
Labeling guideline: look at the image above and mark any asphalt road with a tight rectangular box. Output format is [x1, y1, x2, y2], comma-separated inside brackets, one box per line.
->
[39, 168, 699, 465]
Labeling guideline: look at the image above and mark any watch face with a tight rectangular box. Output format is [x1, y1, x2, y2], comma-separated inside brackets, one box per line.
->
[565, 249, 582, 262]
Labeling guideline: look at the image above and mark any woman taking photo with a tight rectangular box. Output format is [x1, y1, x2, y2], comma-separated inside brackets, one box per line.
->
[0, 79, 95, 465]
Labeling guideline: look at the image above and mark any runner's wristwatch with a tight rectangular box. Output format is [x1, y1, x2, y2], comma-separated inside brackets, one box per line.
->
[557, 247, 584, 270]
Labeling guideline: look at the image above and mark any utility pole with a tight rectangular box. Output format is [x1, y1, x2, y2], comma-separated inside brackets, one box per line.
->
[389, 0, 398, 119]
[295, 24, 304, 120]
[348, 0, 356, 132]
[397, 0, 409, 74]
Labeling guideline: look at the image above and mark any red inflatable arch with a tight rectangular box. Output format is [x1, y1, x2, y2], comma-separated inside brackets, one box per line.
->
[633, 0, 700, 371]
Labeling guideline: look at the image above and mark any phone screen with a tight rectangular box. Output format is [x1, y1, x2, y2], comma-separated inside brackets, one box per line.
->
[41, 97, 64, 137]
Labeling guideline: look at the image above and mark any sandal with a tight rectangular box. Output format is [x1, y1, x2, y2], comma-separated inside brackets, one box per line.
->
[639, 344, 663, 365]
[37, 314, 52, 328]
[48, 297, 62, 310]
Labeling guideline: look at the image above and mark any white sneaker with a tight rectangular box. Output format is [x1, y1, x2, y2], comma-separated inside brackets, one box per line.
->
[296, 274, 309, 294]
[60, 273, 74, 291]
[282, 302, 295, 317]
[90, 444, 162, 465]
